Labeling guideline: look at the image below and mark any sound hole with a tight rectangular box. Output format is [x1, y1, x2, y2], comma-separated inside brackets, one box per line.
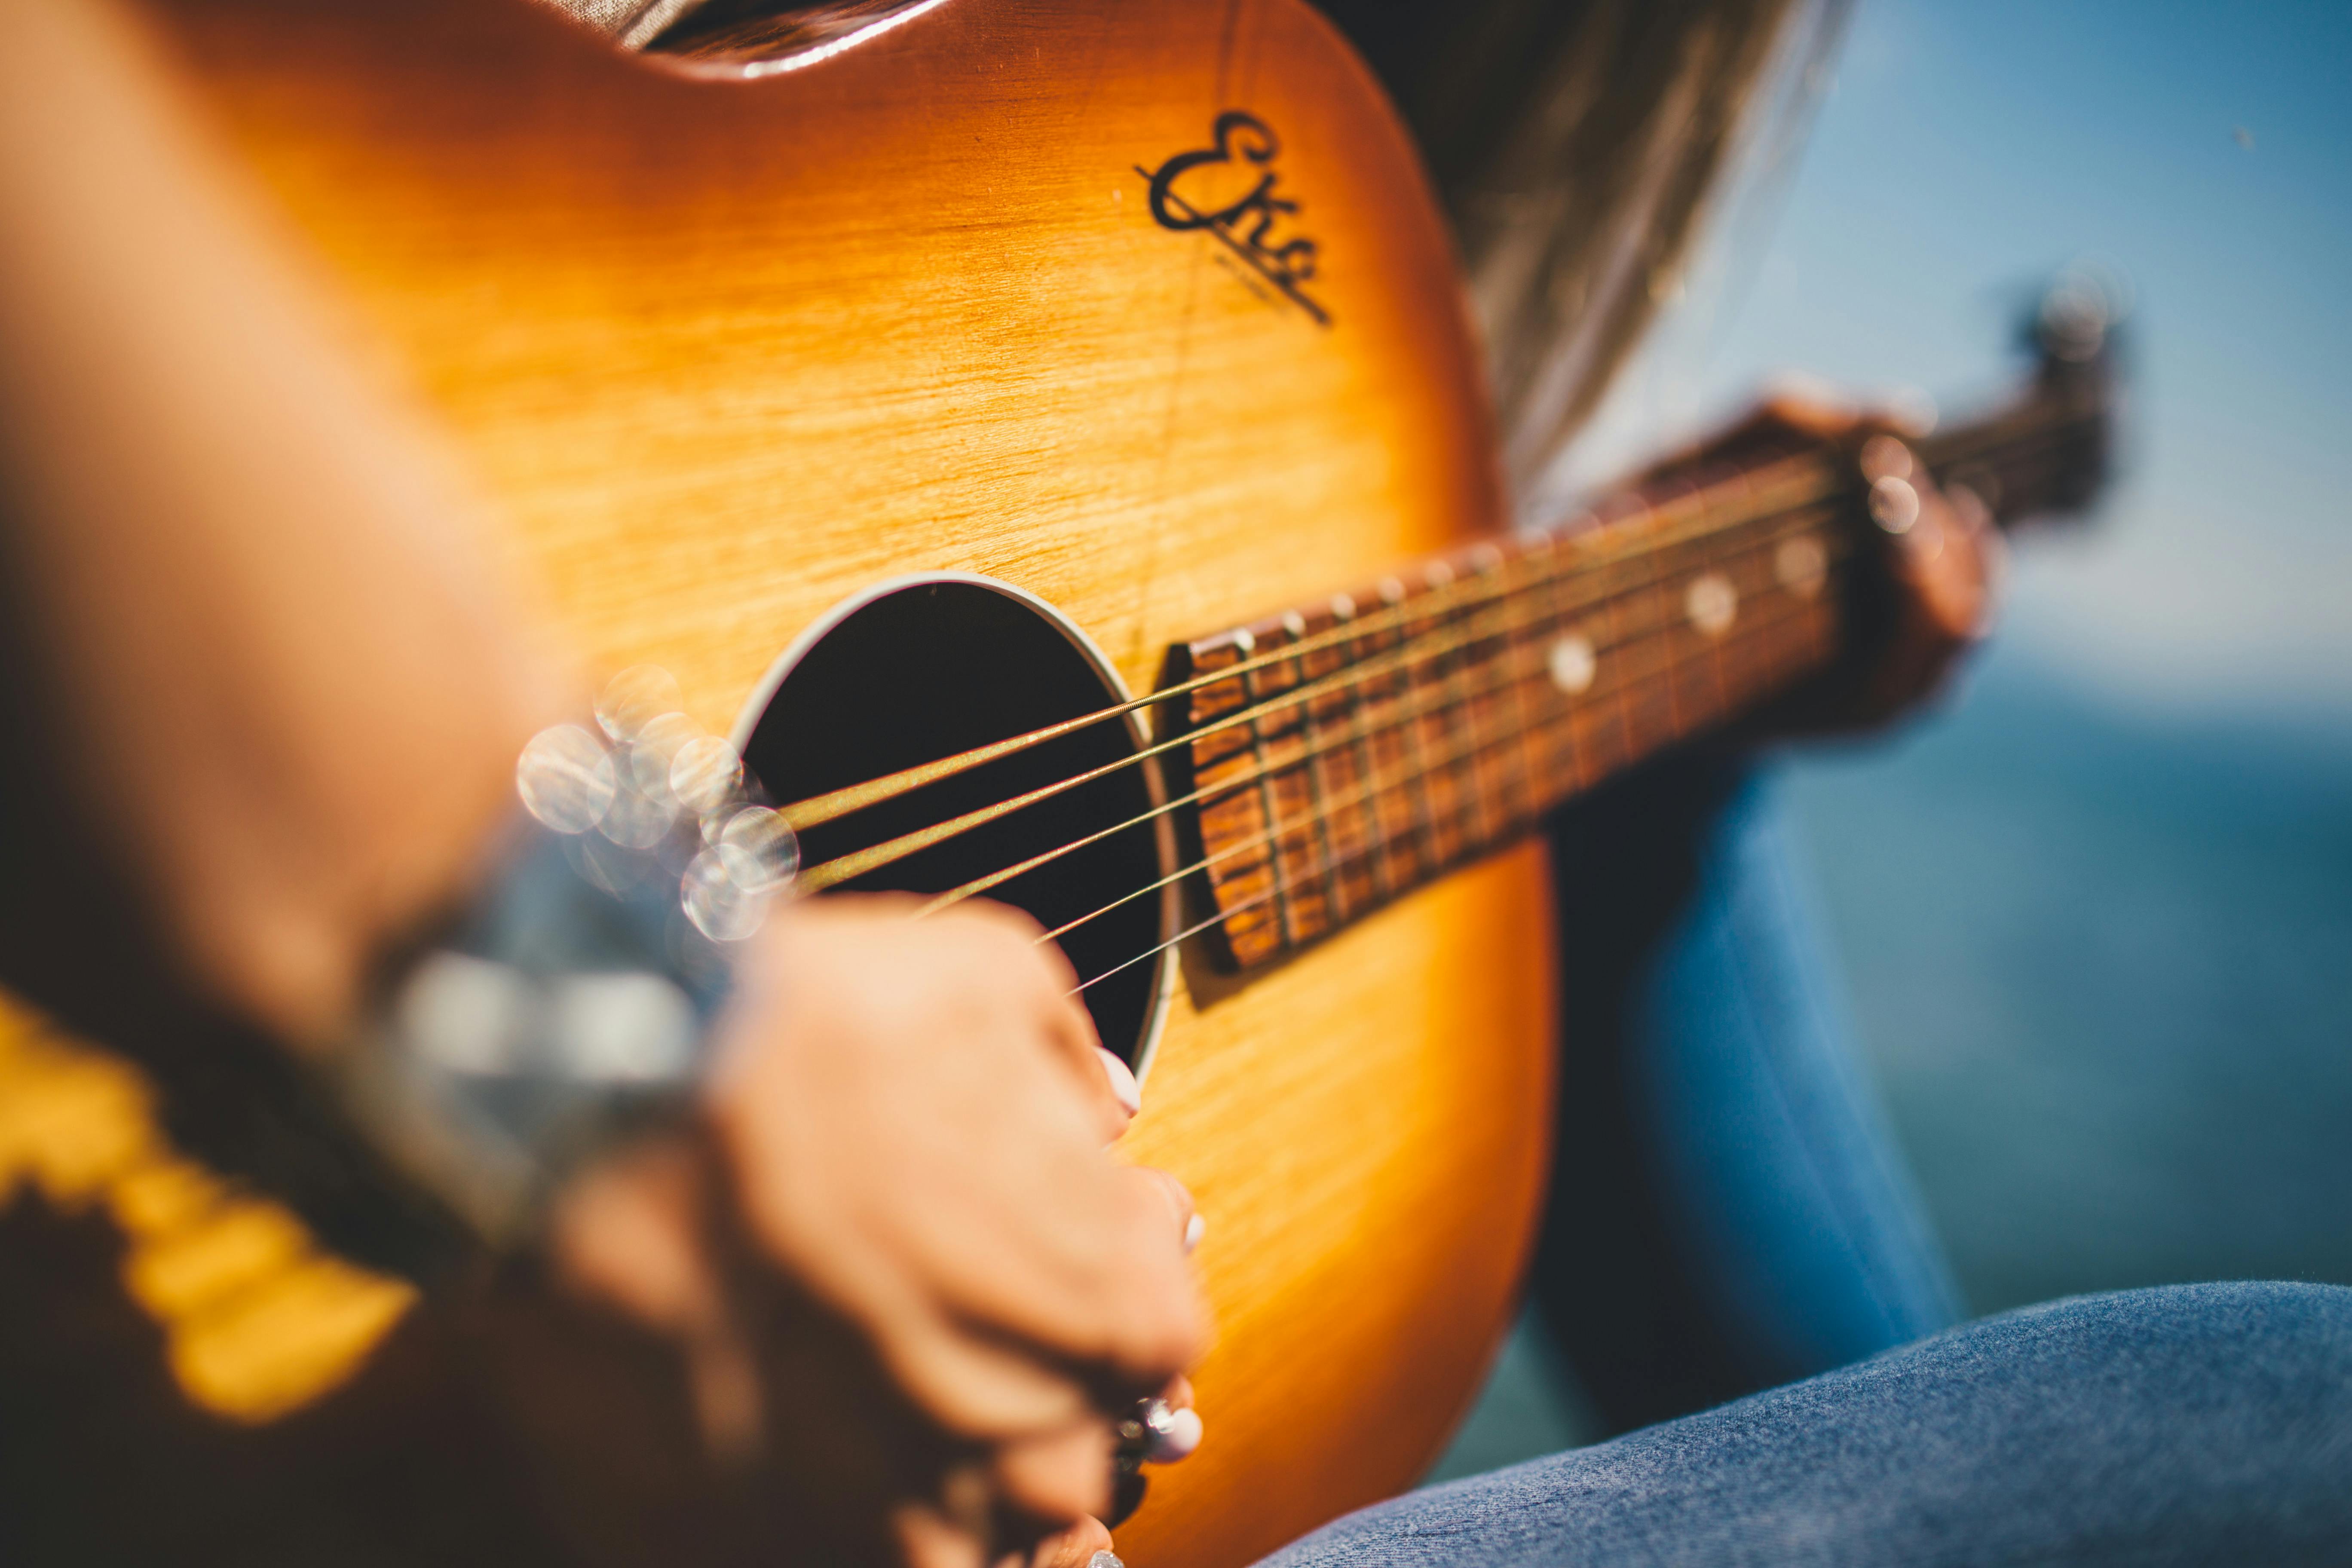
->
[740, 580, 1171, 1069]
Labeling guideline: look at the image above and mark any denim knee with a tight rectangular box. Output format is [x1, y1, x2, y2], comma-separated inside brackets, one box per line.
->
[1260, 1283, 2352, 1567]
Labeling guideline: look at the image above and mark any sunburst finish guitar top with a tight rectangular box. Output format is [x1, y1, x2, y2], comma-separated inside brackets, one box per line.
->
[132, 2, 1550, 1562]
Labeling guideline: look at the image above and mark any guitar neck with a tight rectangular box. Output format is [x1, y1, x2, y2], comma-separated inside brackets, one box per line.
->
[1162, 340, 2112, 973]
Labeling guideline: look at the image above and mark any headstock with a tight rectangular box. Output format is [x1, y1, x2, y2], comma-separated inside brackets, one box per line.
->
[1918, 267, 2128, 529]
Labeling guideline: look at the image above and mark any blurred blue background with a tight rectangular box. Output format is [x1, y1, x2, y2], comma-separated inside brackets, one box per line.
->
[1436, 0, 2352, 1478]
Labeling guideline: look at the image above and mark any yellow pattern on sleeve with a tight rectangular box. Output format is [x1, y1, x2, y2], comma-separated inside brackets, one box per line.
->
[0, 991, 416, 1422]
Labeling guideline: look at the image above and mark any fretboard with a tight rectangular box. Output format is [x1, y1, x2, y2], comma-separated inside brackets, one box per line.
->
[1160, 341, 2110, 972]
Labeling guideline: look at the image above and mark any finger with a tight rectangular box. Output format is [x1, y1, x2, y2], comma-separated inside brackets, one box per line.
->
[864, 1292, 1106, 1438]
[1876, 485, 1984, 668]
[1040, 978, 1128, 1143]
[957, 903, 1130, 1141]
[858, 1136, 1202, 1414]
[1859, 591, 1971, 725]
[896, 1503, 988, 1568]
[1027, 1516, 1115, 1568]
[840, 1171, 1200, 1438]
[992, 1418, 1113, 1525]
[1907, 517, 1985, 647]
[1095, 1167, 1210, 1382]
[1095, 1049, 1142, 1130]
[1754, 383, 1860, 438]
[1950, 483, 2008, 636]
[1128, 1166, 1197, 1253]
[842, 1127, 1200, 1415]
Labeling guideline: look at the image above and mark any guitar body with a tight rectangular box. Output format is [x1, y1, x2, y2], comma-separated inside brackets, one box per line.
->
[132, 0, 1555, 1562]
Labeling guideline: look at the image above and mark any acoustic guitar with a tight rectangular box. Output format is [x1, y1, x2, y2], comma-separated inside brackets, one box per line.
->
[108, 0, 2112, 1562]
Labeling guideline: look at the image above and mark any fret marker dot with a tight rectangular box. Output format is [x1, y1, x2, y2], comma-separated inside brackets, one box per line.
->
[1231, 628, 1256, 655]
[1378, 576, 1407, 605]
[1330, 592, 1356, 620]
[1686, 573, 1738, 636]
[1425, 561, 1456, 589]
[1776, 535, 1828, 598]
[1548, 634, 1596, 695]
[1282, 610, 1308, 638]
[1470, 542, 1505, 575]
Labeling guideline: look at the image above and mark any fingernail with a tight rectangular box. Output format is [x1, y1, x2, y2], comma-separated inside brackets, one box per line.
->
[1088, 1553, 1124, 1568]
[1096, 1047, 1142, 1117]
[1183, 1212, 1205, 1254]
[1145, 1403, 1204, 1464]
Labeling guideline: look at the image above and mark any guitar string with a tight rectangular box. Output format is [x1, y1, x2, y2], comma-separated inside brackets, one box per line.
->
[1037, 584, 1836, 958]
[801, 508, 1841, 897]
[912, 585, 1647, 918]
[1087, 411, 2098, 959]
[1057, 586, 1840, 994]
[793, 508, 1838, 894]
[1049, 406, 2107, 984]
[769, 452, 1846, 836]
[770, 456, 1834, 834]
[909, 523, 1850, 919]
[1916, 403, 2098, 478]
[760, 403, 2086, 840]
[787, 582, 1543, 893]
[1066, 597, 1836, 993]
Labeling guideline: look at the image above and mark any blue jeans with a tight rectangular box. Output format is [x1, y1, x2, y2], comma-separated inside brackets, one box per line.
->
[1261, 1282, 2352, 1565]
[1536, 758, 1960, 1429]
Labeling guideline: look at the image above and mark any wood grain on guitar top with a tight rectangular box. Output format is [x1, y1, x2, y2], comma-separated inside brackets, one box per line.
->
[126, 0, 1555, 1562]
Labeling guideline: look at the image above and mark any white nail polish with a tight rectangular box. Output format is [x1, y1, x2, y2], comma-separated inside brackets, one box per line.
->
[1096, 1047, 1142, 1116]
[1146, 1403, 1204, 1463]
[1088, 1553, 1124, 1568]
[1183, 1212, 1205, 1254]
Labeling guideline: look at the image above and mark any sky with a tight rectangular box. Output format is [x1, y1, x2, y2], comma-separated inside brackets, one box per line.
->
[1578, 0, 2352, 727]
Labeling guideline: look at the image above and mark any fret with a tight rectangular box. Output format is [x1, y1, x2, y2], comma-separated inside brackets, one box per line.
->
[1330, 595, 1403, 902]
[1725, 520, 1786, 710]
[1381, 575, 1448, 876]
[1284, 610, 1354, 931]
[1544, 524, 1621, 791]
[1463, 545, 1535, 838]
[1669, 479, 1739, 731]
[1348, 581, 1412, 889]
[1506, 536, 1565, 809]
[1234, 631, 1309, 951]
[1608, 528, 1681, 760]
[1427, 561, 1498, 858]
[1740, 512, 1833, 704]
[1393, 573, 1454, 867]
[1182, 637, 1284, 968]
[1658, 521, 1770, 733]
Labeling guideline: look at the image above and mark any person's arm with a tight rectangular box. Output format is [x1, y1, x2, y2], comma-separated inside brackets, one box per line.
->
[0, 0, 567, 1044]
[0, 4, 1199, 1562]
